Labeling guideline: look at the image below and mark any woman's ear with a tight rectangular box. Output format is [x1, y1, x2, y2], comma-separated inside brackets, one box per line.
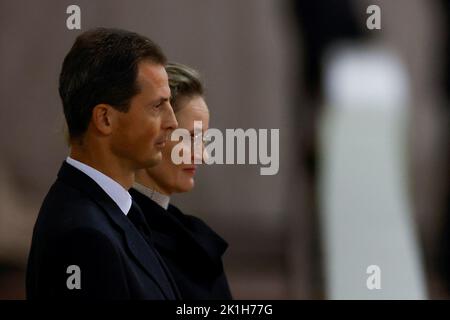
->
[91, 104, 114, 135]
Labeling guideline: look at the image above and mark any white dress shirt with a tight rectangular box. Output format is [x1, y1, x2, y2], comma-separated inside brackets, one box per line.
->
[66, 156, 132, 215]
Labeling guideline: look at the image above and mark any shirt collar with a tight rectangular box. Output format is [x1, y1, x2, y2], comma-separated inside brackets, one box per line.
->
[132, 183, 170, 210]
[65, 156, 132, 215]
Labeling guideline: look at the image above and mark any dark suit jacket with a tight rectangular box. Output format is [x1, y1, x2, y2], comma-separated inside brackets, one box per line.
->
[26, 161, 180, 300]
[130, 188, 233, 300]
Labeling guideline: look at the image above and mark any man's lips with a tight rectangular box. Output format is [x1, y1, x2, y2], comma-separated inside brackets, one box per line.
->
[155, 140, 166, 147]
[155, 136, 168, 147]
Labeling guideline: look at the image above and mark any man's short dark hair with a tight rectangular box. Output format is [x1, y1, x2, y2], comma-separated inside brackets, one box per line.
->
[59, 28, 167, 140]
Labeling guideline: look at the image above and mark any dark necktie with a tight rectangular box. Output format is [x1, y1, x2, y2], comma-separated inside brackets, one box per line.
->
[127, 200, 182, 300]
[128, 201, 153, 239]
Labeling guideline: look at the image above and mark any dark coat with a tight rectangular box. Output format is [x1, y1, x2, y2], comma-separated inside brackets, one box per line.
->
[26, 161, 180, 300]
[130, 188, 233, 300]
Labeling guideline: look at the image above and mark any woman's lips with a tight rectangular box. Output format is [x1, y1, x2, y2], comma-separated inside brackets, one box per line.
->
[182, 166, 196, 175]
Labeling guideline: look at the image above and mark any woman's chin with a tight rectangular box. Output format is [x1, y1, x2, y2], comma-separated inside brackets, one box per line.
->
[176, 179, 195, 193]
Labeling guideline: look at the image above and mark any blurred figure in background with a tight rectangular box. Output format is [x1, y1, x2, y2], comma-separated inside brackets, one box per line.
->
[286, 0, 368, 298]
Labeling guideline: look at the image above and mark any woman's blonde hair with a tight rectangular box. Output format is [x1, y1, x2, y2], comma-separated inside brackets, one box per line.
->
[166, 62, 204, 112]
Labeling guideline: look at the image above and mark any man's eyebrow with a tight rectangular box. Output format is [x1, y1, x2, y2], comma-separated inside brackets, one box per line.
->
[150, 96, 170, 105]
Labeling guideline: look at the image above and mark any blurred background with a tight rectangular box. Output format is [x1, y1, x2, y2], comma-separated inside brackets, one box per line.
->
[0, 0, 449, 299]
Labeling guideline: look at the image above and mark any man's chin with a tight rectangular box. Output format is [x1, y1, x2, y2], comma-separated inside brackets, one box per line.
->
[146, 152, 163, 168]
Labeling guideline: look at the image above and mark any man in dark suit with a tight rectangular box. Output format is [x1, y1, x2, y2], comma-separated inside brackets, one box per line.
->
[26, 28, 180, 299]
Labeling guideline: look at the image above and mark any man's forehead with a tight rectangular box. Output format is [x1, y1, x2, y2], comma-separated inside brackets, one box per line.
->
[137, 62, 168, 88]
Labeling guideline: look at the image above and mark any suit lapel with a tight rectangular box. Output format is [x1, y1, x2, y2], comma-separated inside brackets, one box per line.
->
[94, 197, 177, 300]
[57, 161, 176, 300]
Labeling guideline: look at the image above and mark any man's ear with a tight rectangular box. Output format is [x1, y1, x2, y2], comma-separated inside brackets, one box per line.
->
[92, 104, 114, 135]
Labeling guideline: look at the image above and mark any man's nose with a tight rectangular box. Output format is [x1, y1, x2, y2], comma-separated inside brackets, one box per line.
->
[163, 104, 178, 130]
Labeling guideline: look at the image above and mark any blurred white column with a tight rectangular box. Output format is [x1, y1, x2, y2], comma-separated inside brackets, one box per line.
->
[319, 44, 427, 299]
